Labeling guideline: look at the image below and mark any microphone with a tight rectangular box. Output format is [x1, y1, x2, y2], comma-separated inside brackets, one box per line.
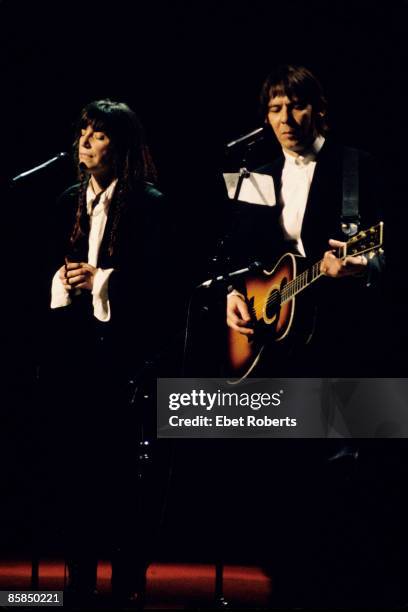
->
[196, 261, 263, 289]
[226, 127, 265, 149]
[11, 152, 69, 183]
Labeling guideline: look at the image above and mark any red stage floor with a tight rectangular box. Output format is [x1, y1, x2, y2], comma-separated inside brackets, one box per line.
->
[0, 559, 272, 608]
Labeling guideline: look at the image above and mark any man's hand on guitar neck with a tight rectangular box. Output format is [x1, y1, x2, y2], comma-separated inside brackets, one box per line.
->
[226, 292, 254, 336]
[226, 236, 371, 336]
[320, 239, 368, 278]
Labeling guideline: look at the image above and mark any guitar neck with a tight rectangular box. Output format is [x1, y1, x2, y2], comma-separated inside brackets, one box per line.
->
[281, 259, 323, 304]
[280, 221, 383, 304]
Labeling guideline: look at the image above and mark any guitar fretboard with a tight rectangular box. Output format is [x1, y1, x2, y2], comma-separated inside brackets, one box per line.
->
[280, 260, 323, 303]
[262, 222, 382, 312]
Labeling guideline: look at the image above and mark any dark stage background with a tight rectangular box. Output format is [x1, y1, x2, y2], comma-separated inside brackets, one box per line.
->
[1, 0, 408, 606]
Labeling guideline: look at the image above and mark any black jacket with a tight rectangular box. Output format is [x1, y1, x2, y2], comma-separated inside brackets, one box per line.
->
[223, 139, 386, 375]
[224, 138, 383, 266]
[47, 181, 169, 376]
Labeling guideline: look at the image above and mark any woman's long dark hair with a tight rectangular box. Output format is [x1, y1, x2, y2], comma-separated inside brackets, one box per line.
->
[70, 99, 158, 256]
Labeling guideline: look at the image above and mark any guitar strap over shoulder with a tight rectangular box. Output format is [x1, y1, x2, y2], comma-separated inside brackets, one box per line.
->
[341, 147, 360, 237]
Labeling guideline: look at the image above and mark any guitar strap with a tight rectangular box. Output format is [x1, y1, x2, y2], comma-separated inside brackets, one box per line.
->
[341, 147, 360, 237]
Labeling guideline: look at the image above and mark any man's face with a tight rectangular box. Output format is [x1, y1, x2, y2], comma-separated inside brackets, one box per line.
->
[78, 124, 113, 175]
[267, 94, 318, 155]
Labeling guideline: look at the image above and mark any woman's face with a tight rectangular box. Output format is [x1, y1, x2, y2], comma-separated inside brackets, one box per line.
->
[78, 124, 113, 176]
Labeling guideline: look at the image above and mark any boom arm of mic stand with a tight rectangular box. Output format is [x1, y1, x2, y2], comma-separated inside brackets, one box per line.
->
[11, 152, 69, 183]
[196, 261, 263, 290]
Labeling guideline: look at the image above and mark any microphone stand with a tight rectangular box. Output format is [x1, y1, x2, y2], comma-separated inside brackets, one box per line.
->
[212, 138, 259, 609]
[233, 165, 250, 202]
[126, 359, 158, 610]
[11, 153, 69, 184]
[9, 152, 70, 591]
[181, 133, 262, 608]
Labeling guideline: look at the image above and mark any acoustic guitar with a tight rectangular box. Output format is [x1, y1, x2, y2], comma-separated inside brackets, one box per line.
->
[227, 222, 384, 383]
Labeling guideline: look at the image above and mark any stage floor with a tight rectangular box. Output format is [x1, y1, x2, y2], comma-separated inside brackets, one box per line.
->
[0, 559, 272, 609]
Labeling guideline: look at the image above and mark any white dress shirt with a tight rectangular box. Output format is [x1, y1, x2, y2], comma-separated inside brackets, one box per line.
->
[50, 179, 117, 322]
[279, 135, 325, 256]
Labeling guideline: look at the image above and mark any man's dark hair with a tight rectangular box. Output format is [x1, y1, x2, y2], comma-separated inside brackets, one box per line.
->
[260, 64, 329, 135]
[71, 99, 158, 256]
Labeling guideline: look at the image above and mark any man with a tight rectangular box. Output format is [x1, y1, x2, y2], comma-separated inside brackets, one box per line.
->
[225, 63, 383, 376]
[220, 65, 397, 608]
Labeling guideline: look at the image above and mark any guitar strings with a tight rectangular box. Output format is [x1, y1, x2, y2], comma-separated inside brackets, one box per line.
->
[264, 239, 378, 309]
[261, 259, 323, 310]
[246, 229, 381, 315]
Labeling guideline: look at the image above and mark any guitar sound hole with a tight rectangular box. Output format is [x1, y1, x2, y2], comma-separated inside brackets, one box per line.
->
[265, 289, 281, 320]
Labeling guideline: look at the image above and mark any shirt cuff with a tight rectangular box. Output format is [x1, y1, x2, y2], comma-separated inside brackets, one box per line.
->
[92, 268, 114, 322]
[50, 270, 71, 309]
[227, 289, 246, 301]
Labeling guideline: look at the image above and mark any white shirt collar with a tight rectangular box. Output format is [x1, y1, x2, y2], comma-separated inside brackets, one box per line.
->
[86, 178, 118, 215]
[283, 135, 325, 166]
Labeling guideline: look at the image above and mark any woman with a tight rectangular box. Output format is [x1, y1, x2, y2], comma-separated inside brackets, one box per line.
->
[45, 99, 166, 606]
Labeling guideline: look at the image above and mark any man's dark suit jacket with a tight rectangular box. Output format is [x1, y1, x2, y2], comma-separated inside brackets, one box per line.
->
[220, 141, 404, 609]
[224, 138, 385, 376]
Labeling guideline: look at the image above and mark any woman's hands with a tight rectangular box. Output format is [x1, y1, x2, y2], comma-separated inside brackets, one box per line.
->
[59, 261, 97, 291]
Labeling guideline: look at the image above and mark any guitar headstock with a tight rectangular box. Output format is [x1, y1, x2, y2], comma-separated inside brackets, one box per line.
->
[345, 222, 384, 258]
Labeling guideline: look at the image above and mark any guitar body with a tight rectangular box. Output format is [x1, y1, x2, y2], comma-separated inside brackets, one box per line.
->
[227, 253, 297, 381]
[226, 223, 383, 383]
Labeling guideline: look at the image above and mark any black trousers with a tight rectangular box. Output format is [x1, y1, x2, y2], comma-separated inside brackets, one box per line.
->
[34, 302, 167, 594]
